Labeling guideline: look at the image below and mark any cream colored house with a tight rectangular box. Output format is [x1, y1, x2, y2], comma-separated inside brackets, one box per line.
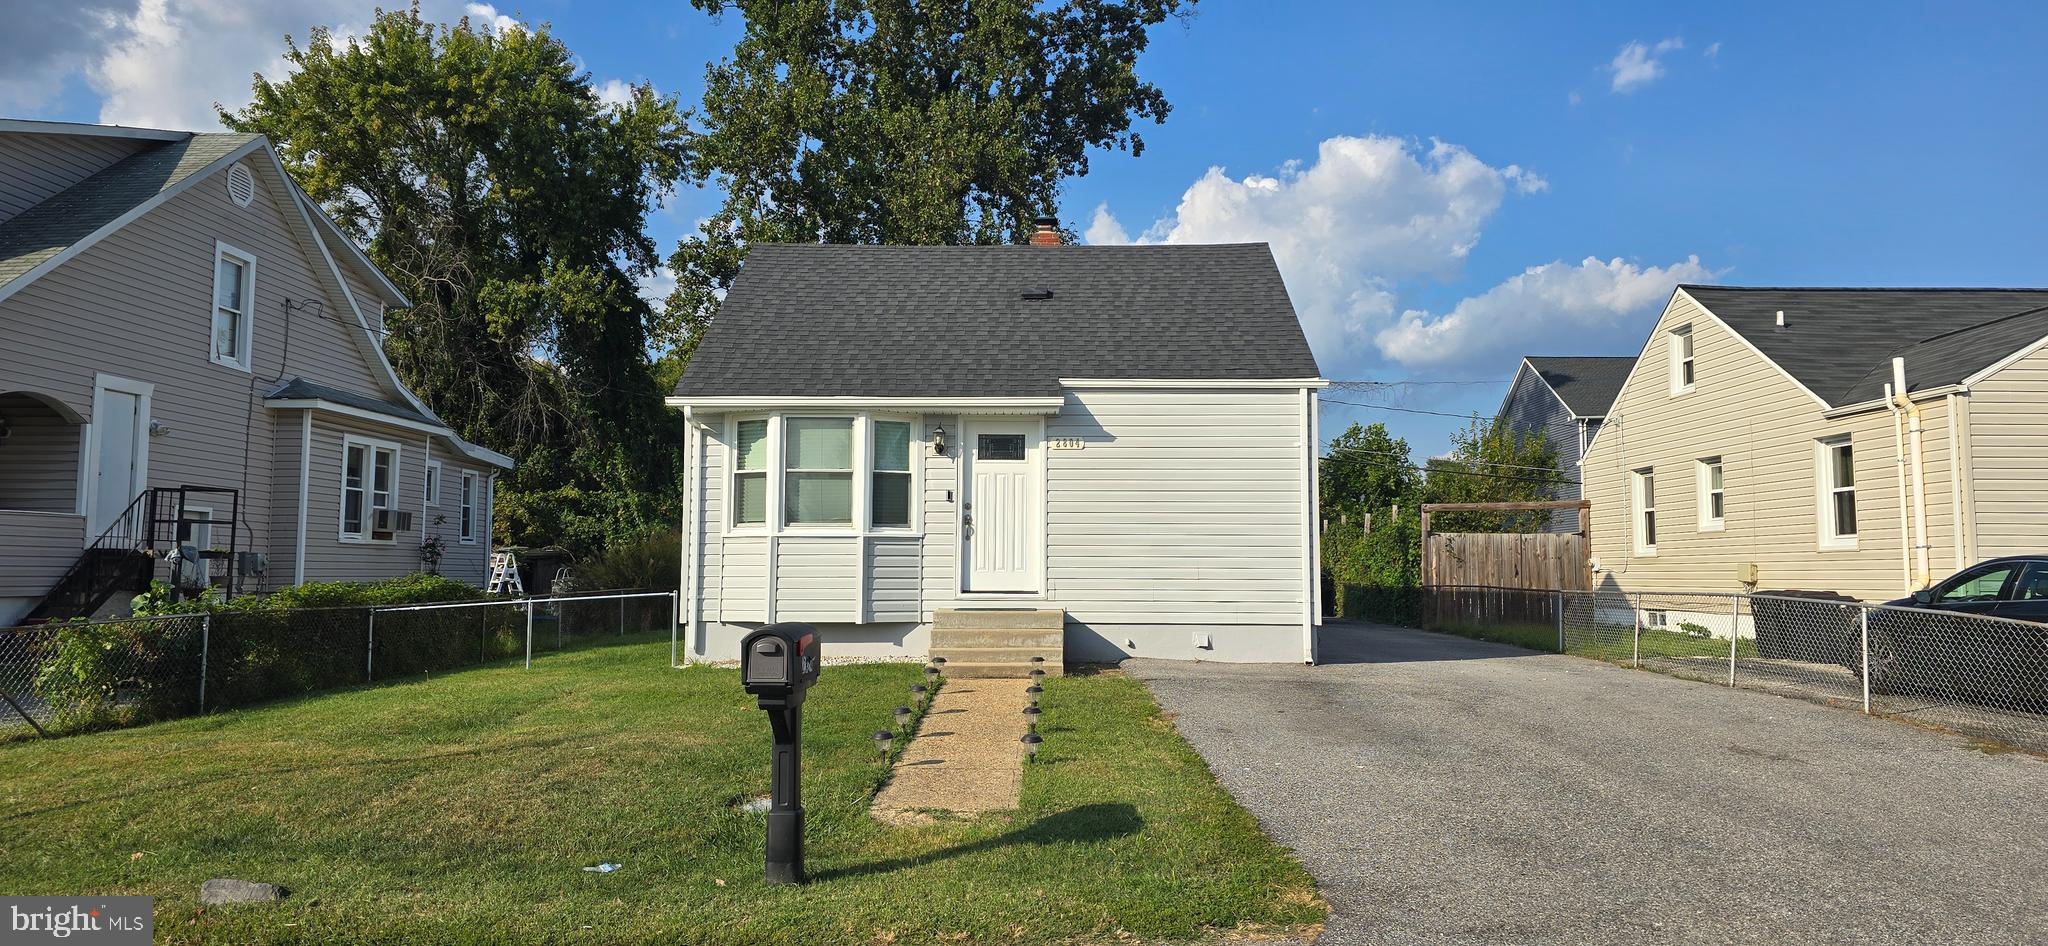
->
[1583, 285, 2048, 603]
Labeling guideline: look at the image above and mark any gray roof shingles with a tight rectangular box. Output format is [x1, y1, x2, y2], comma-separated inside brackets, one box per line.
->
[674, 243, 1320, 398]
[0, 132, 259, 291]
[1682, 285, 2048, 406]
[265, 377, 441, 427]
[1524, 356, 1635, 418]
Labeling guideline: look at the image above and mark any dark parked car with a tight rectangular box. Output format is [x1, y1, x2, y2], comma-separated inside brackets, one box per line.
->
[1867, 556, 2048, 712]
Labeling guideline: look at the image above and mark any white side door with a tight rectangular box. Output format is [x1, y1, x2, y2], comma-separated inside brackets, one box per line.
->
[87, 377, 151, 537]
[961, 418, 1042, 593]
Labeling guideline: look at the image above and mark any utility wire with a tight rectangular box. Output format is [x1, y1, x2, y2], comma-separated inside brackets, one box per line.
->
[1317, 448, 1568, 487]
[1323, 443, 1567, 476]
[1320, 396, 1487, 420]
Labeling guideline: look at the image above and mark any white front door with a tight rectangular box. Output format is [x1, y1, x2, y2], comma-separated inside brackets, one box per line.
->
[962, 419, 1042, 593]
[89, 384, 147, 536]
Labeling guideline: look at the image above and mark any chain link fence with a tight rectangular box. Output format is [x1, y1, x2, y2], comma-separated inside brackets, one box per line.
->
[1402, 585, 2048, 754]
[0, 589, 677, 739]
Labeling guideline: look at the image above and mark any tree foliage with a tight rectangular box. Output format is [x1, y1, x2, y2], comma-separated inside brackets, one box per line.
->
[223, 7, 692, 553]
[664, 0, 1196, 345]
[1420, 417, 1565, 533]
[1318, 422, 1417, 524]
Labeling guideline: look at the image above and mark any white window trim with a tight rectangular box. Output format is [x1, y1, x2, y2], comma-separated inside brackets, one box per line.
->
[723, 412, 924, 538]
[1696, 457, 1725, 532]
[179, 503, 215, 551]
[458, 470, 479, 544]
[1667, 324, 1695, 396]
[1816, 436, 1858, 551]
[783, 415, 858, 531]
[210, 240, 257, 372]
[424, 459, 442, 506]
[339, 433, 402, 543]
[1632, 467, 1658, 557]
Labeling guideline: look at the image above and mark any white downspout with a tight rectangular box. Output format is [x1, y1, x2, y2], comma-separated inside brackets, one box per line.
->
[680, 407, 698, 660]
[1886, 383, 1910, 592]
[1943, 392, 1966, 571]
[1892, 358, 1933, 589]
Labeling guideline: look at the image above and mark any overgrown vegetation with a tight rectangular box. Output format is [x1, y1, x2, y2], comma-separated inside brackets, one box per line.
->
[566, 527, 680, 593]
[3, 645, 1323, 945]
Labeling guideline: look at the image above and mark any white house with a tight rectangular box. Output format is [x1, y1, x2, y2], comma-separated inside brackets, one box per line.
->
[665, 220, 1326, 669]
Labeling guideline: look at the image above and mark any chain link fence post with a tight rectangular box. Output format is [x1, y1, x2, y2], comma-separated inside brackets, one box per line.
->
[199, 614, 211, 713]
[525, 599, 535, 669]
[1728, 596, 1740, 687]
[366, 609, 376, 683]
[670, 590, 681, 668]
[1632, 594, 1642, 668]
[1554, 589, 1565, 652]
[1859, 606, 1872, 714]
[619, 596, 627, 637]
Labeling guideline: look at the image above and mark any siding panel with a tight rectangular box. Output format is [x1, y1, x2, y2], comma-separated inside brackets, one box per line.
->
[1496, 364, 1584, 533]
[1969, 341, 2048, 558]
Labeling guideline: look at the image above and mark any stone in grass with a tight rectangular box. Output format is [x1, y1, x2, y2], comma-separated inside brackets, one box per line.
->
[200, 879, 288, 905]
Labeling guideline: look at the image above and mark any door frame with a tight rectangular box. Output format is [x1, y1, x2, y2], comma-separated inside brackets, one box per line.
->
[955, 415, 1048, 597]
[83, 373, 154, 538]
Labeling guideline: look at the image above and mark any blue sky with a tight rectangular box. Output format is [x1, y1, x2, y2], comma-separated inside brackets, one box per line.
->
[8, 1, 2046, 455]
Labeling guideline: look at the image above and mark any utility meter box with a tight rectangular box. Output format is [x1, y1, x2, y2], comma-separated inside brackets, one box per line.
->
[741, 624, 820, 706]
[1734, 562, 1760, 585]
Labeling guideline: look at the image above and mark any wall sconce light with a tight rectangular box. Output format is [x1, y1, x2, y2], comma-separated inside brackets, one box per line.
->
[147, 419, 171, 437]
[931, 426, 948, 456]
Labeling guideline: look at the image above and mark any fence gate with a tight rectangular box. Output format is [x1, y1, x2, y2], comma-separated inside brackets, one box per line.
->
[1420, 500, 1592, 592]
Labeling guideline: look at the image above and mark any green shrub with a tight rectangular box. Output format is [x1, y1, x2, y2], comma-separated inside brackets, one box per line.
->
[33, 616, 202, 732]
[568, 527, 678, 592]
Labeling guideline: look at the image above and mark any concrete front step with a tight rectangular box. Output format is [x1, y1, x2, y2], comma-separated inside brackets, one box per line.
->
[933, 607, 1063, 630]
[928, 628, 1064, 650]
[938, 660, 1065, 679]
[930, 645, 1063, 667]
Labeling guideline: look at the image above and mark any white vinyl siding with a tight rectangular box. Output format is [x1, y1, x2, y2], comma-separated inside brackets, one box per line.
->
[0, 511, 87, 597]
[866, 535, 921, 621]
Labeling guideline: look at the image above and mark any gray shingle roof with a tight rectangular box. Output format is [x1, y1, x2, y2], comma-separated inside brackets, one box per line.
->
[1682, 286, 2048, 406]
[674, 243, 1320, 398]
[265, 377, 441, 427]
[1524, 356, 1635, 418]
[0, 132, 259, 292]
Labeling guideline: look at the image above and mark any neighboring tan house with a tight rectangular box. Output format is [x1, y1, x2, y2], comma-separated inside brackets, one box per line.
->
[665, 221, 1326, 669]
[0, 119, 511, 624]
[1495, 355, 1633, 534]
[1583, 284, 2048, 604]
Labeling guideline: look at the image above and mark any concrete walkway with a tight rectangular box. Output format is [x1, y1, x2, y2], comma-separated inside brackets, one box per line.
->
[871, 680, 1031, 823]
[1127, 621, 2048, 946]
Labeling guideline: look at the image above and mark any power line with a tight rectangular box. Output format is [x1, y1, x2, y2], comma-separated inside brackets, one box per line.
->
[1320, 396, 1485, 420]
[1317, 448, 1569, 487]
[1324, 443, 1566, 476]
[1327, 379, 1508, 388]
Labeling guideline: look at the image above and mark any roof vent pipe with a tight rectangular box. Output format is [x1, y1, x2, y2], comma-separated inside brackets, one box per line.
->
[1775, 309, 1786, 328]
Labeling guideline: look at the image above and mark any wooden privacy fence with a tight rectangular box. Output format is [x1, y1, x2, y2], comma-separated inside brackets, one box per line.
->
[1420, 500, 1591, 592]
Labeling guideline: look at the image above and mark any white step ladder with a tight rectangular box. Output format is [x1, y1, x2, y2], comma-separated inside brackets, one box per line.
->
[487, 552, 525, 596]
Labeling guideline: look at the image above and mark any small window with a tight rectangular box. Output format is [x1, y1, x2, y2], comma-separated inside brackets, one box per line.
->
[341, 437, 400, 541]
[211, 243, 255, 371]
[424, 461, 442, 506]
[977, 434, 1026, 460]
[177, 505, 215, 551]
[459, 471, 478, 543]
[1632, 468, 1657, 555]
[784, 417, 853, 525]
[1698, 457, 1725, 531]
[1819, 438, 1857, 548]
[871, 420, 913, 529]
[1645, 609, 1668, 629]
[1668, 325, 1695, 394]
[733, 419, 769, 526]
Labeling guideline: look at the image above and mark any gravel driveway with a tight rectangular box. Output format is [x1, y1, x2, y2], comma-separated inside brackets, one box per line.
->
[1126, 621, 2048, 946]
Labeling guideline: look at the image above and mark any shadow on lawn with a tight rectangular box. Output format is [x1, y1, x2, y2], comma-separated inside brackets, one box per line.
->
[815, 803, 1142, 881]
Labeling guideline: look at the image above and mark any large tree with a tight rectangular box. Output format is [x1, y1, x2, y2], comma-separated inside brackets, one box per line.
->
[1319, 422, 1418, 524]
[663, 0, 1195, 349]
[1421, 417, 1565, 533]
[224, 7, 692, 553]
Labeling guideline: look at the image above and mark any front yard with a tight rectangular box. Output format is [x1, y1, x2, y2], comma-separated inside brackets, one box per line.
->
[0, 639, 1322, 945]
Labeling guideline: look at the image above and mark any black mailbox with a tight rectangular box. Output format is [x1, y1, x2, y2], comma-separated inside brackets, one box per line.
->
[738, 623, 819, 885]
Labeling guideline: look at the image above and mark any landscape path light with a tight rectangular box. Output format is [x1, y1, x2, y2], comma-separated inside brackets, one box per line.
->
[1022, 704, 1042, 734]
[910, 683, 928, 707]
[1025, 684, 1042, 707]
[1021, 732, 1042, 762]
[873, 729, 894, 760]
[895, 705, 913, 730]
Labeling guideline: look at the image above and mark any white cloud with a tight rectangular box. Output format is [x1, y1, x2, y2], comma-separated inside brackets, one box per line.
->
[463, 3, 521, 35]
[72, 0, 509, 131]
[595, 79, 639, 109]
[636, 262, 677, 308]
[1704, 41, 1722, 60]
[0, 1, 136, 114]
[1086, 135, 1548, 362]
[1374, 255, 1718, 369]
[1568, 91, 1582, 107]
[1608, 37, 1684, 93]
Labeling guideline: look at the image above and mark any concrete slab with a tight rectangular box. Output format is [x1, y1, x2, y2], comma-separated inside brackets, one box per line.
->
[871, 679, 1034, 823]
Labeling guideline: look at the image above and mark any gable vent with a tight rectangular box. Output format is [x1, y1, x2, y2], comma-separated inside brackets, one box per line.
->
[225, 163, 256, 208]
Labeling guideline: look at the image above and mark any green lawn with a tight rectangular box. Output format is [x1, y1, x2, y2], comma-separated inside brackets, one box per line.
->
[0, 638, 1322, 945]
[1428, 620, 1760, 663]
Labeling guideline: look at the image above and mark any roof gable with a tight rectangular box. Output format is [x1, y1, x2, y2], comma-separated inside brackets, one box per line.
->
[1680, 285, 2048, 406]
[674, 243, 1320, 398]
[1520, 356, 1634, 418]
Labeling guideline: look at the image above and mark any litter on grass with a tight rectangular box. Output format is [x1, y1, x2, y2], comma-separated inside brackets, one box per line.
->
[583, 863, 622, 873]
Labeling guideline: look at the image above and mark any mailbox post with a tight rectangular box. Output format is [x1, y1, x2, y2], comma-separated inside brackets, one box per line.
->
[739, 623, 820, 885]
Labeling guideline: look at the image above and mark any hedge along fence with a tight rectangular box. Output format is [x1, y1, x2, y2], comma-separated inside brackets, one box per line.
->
[7, 574, 519, 737]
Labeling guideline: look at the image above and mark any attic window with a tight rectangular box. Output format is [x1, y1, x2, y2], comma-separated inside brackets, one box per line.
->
[225, 163, 256, 208]
[1019, 288, 1054, 300]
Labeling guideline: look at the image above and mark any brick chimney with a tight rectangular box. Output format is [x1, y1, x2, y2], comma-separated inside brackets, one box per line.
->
[1029, 213, 1062, 246]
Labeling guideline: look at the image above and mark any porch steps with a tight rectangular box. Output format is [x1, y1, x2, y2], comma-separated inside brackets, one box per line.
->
[930, 608, 1064, 678]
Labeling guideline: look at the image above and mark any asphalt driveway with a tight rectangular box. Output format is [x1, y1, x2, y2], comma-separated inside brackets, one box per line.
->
[1126, 621, 2048, 946]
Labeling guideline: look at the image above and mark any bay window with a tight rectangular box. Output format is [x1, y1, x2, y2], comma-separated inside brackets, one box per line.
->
[727, 414, 918, 532]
